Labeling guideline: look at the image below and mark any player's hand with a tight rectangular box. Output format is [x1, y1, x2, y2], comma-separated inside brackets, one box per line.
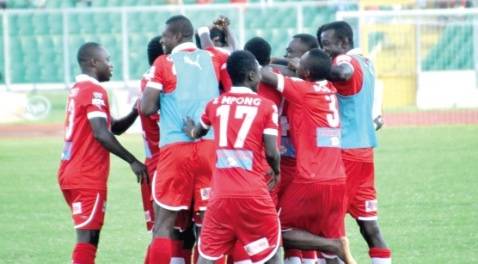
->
[213, 15, 230, 28]
[264, 169, 280, 191]
[182, 116, 197, 139]
[374, 114, 384, 131]
[130, 160, 149, 185]
[288, 57, 300, 71]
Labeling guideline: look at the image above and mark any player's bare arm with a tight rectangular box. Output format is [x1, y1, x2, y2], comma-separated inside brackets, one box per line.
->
[140, 87, 161, 116]
[214, 15, 239, 51]
[263, 134, 280, 191]
[260, 66, 280, 87]
[327, 63, 354, 82]
[269, 63, 297, 77]
[197, 26, 215, 49]
[89, 117, 149, 184]
[182, 116, 209, 139]
[111, 101, 139, 135]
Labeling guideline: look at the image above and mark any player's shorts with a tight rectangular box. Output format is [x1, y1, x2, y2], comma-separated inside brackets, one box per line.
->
[279, 181, 346, 239]
[62, 189, 107, 230]
[153, 140, 215, 212]
[277, 157, 296, 200]
[343, 159, 378, 220]
[199, 197, 281, 263]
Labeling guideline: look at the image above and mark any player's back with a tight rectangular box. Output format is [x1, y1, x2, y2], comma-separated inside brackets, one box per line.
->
[203, 87, 278, 199]
[284, 78, 345, 183]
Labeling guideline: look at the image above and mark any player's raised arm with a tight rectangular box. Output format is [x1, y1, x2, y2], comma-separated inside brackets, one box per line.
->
[327, 61, 354, 82]
[260, 66, 280, 88]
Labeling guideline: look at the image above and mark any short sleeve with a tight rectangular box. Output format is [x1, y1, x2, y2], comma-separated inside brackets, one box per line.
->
[146, 56, 166, 91]
[278, 75, 305, 106]
[80, 84, 109, 120]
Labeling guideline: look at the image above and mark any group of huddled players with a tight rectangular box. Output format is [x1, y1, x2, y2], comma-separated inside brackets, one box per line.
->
[58, 13, 390, 264]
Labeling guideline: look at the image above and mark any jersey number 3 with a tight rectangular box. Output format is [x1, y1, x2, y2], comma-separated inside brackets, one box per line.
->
[217, 105, 258, 148]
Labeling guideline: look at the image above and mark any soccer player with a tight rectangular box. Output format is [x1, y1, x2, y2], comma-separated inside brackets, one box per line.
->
[182, 50, 281, 264]
[319, 21, 392, 264]
[137, 35, 163, 233]
[260, 48, 355, 264]
[140, 15, 228, 263]
[58, 42, 148, 264]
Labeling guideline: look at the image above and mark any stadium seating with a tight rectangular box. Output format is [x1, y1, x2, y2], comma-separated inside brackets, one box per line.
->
[422, 24, 474, 71]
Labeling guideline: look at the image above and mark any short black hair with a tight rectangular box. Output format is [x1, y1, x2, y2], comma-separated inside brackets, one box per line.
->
[244, 37, 271, 66]
[320, 21, 354, 47]
[165, 15, 194, 40]
[226, 50, 258, 85]
[305, 48, 332, 81]
[147, 36, 163, 66]
[77, 42, 102, 65]
[293, 33, 319, 50]
[316, 24, 326, 49]
[210, 26, 226, 45]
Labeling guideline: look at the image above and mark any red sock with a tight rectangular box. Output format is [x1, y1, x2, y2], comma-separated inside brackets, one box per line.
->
[150, 237, 172, 264]
[171, 240, 184, 263]
[144, 245, 152, 264]
[193, 245, 199, 264]
[181, 249, 192, 264]
[226, 255, 234, 264]
[284, 249, 302, 264]
[302, 250, 316, 264]
[369, 247, 392, 264]
[72, 242, 97, 264]
[232, 242, 250, 262]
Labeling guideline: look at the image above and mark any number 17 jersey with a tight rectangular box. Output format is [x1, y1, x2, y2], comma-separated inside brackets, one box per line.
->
[200, 86, 279, 200]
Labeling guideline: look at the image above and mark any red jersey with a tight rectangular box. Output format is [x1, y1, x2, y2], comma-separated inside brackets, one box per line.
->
[332, 48, 373, 162]
[277, 75, 346, 183]
[200, 87, 279, 199]
[146, 42, 229, 93]
[138, 74, 160, 162]
[58, 74, 111, 190]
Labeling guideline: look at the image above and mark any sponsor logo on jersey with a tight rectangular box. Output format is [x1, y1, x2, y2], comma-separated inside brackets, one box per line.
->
[216, 149, 253, 170]
[365, 199, 377, 212]
[72, 202, 82, 215]
[280, 136, 296, 158]
[61, 142, 73, 160]
[316, 128, 341, 148]
[244, 237, 270, 256]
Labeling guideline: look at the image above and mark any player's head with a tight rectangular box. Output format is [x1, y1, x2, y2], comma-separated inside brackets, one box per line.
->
[147, 36, 164, 66]
[226, 50, 261, 92]
[284, 33, 319, 59]
[319, 21, 354, 59]
[210, 26, 227, 48]
[296, 48, 332, 82]
[244, 37, 271, 67]
[161, 15, 194, 54]
[77, 42, 113, 82]
[316, 24, 326, 49]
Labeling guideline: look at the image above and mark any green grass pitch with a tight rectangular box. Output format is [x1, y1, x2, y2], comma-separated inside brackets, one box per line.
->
[1, 125, 477, 263]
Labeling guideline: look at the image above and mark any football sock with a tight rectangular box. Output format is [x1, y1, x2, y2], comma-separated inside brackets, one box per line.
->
[150, 237, 172, 264]
[181, 249, 192, 264]
[144, 244, 151, 264]
[193, 245, 199, 264]
[216, 256, 227, 264]
[302, 250, 317, 264]
[316, 251, 326, 264]
[72, 242, 97, 264]
[369, 247, 391, 264]
[284, 249, 302, 264]
[171, 240, 184, 264]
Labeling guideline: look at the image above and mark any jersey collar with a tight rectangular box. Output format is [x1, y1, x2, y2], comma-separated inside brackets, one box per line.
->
[230, 86, 256, 94]
[75, 74, 100, 85]
[171, 42, 197, 54]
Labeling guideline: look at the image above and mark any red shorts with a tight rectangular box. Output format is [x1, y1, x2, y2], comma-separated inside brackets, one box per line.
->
[153, 140, 215, 212]
[62, 189, 107, 230]
[279, 181, 346, 238]
[277, 157, 296, 199]
[343, 159, 378, 220]
[199, 197, 281, 263]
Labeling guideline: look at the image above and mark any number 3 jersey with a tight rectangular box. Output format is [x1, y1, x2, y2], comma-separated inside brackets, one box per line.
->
[277, 75, 346, 183]
[200, 87, 279, 200]
[58, 74, 111, 190]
